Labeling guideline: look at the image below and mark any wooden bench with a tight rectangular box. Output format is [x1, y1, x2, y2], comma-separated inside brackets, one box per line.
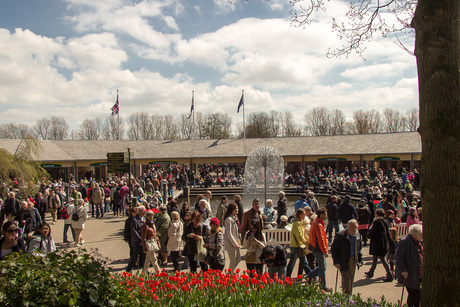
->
[395, 223, 408, 238]
[395, 221, 423, 239]
[263, 228, 291, 247]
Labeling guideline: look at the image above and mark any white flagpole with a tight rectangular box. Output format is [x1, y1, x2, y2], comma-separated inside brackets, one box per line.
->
[192, 91, 195, 140]
[117, 89, 120, 140]
[242, 90, 245, 139]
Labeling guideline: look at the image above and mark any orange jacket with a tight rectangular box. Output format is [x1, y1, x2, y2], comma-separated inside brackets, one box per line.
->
[308, 217, 328, 254]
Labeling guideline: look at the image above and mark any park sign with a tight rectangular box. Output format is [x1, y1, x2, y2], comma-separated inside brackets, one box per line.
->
[107, 152, 130, 174]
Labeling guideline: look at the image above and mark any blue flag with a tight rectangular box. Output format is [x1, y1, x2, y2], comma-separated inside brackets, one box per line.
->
[187, 96, 194, 119]
[237, 93, 244, 113]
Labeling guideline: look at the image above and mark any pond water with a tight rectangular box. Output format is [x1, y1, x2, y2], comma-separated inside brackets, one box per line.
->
[176, 195, 334, 218]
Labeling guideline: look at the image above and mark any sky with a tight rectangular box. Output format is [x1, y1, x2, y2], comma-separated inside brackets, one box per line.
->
[0, 0, 419, 135]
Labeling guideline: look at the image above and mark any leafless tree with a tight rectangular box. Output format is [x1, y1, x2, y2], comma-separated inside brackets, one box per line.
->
[33, 118, 51, 140]
[33, 116, 68, 140]
[383, 108, 405, 132]
[195, 112, 206, 139]
[351, 109, 383, 134]
[304, 107, 330, 136]
[282, 111, 302, 137]
[101, 116, 124, 140]
[178, 113, 194, 139]
[290, 0, 417, 58]
[49, 116, 69, 140]
[329, 109, 348, 135]
[201, 112, 232, 139]
[77, 118, 101, 140]
[242, 112, 281, 138]
[405, 108, 419, 131]
[162, 115, 179, 140]
[0, 123, 33, 139]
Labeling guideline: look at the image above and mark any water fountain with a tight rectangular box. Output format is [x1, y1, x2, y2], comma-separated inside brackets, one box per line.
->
[244, 146, 284, 205]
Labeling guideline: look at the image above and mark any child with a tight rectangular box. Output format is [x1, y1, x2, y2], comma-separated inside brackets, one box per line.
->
[263, 199, 276, 224]
[387, 227, 399, 275]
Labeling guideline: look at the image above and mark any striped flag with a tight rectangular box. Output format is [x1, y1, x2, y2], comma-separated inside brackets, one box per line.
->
[187, 93, 194, 119]
[237, 92, 244, 113]
[111, 92, 119, 116]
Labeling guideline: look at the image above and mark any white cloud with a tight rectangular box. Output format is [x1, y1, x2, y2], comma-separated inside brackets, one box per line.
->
[0, 0, 419, 136]
[340, 61, 412, 81]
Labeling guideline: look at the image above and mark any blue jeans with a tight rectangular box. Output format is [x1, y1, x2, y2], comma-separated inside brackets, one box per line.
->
[246, 263, 263, 275]
[95, 203, 103, 217]
[268, 265, 286, 280]
[63, 223, 76, 242]
[326, 219, 341, 242]
[313, 251, 328, 289]
[126, 242, 146, 272]
[287, 248, 320, 279]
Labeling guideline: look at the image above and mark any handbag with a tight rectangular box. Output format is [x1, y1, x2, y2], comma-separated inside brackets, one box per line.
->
[146, 238, 159, 252]
[194, 237, 207, 262]
[245, 251, 257, 263]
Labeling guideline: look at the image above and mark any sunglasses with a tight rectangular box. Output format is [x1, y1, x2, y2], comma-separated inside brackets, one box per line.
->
[7, 229, 19, 234]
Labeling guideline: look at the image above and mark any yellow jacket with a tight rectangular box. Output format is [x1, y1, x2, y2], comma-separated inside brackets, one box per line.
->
[290, 219, 308, 248]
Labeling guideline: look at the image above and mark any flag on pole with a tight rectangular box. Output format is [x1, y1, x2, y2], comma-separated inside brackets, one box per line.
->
[111, 92, 119, 116]
[187, 94, 194, 119]
[237, 92, 244, 113]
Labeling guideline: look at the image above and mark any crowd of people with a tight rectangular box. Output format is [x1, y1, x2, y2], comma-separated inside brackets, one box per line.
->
[0, 163, 423, 306]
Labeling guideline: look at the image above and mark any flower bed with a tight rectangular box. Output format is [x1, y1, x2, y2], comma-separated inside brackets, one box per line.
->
[0, 250, 399, 306]
[115, 268, 398, 306]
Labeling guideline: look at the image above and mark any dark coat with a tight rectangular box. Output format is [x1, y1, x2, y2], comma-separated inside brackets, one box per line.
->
[339, 201, 358, 224]
[395, 234, 422, 290]
[182, 223, 209, 255]
[124, 216, 133, 243]
[326, 201, 339, 221]
[259, 244, 287, 267]
[331, 229, 363, 272]
[130, 215, 144, 245]
[0, 237, 26, 260]
[369, 218, 391, 257]
[3, 197, 20, 216]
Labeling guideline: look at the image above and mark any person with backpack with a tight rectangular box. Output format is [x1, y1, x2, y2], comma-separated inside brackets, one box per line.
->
[71, 199, 87, 247]
[63, 198, 76, 244]
[47, 190, 61, 225]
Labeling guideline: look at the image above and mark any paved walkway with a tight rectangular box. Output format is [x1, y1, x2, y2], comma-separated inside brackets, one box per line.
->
[48, 213, 405, 305]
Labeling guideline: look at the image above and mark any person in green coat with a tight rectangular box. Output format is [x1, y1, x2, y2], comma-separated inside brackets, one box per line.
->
[155, 205, 171, 266]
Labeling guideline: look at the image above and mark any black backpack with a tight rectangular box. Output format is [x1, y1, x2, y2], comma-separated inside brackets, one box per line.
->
[72, 207, 82, 222]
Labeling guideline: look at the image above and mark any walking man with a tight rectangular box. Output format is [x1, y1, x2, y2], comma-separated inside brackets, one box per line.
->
[331, 219, 363, 295]
[309, 208, 331, 291]
[126, 205, 146, 272]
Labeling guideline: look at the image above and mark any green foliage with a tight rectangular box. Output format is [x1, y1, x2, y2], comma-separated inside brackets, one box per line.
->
[0, 250, 401, 307]
[0, 249, 125, 306]
[0, 136, 49, 196]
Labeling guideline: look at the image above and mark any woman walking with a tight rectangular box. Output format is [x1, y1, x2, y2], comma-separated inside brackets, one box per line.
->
[71, 199, 88, 247]
[204, 217, 225, 271]
[224, 203, 242, 271]
[183, 211, 209, 273]
[365, 209, 393, 281]
[242, 218, 266, 275]
[167, 211, 183, 272]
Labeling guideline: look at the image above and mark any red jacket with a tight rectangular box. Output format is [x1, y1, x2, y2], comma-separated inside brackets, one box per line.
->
[309, 217, 328, 254]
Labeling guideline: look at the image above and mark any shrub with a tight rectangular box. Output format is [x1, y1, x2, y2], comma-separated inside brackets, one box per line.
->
[0, 250, 400, 307]
[0, 249, 126, 306]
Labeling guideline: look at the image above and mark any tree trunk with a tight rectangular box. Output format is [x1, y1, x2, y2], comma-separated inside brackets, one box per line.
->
[412, 1, 460, 305]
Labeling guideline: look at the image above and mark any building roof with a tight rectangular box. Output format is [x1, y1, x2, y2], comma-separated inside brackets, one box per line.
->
[0, 132, 421, 162]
